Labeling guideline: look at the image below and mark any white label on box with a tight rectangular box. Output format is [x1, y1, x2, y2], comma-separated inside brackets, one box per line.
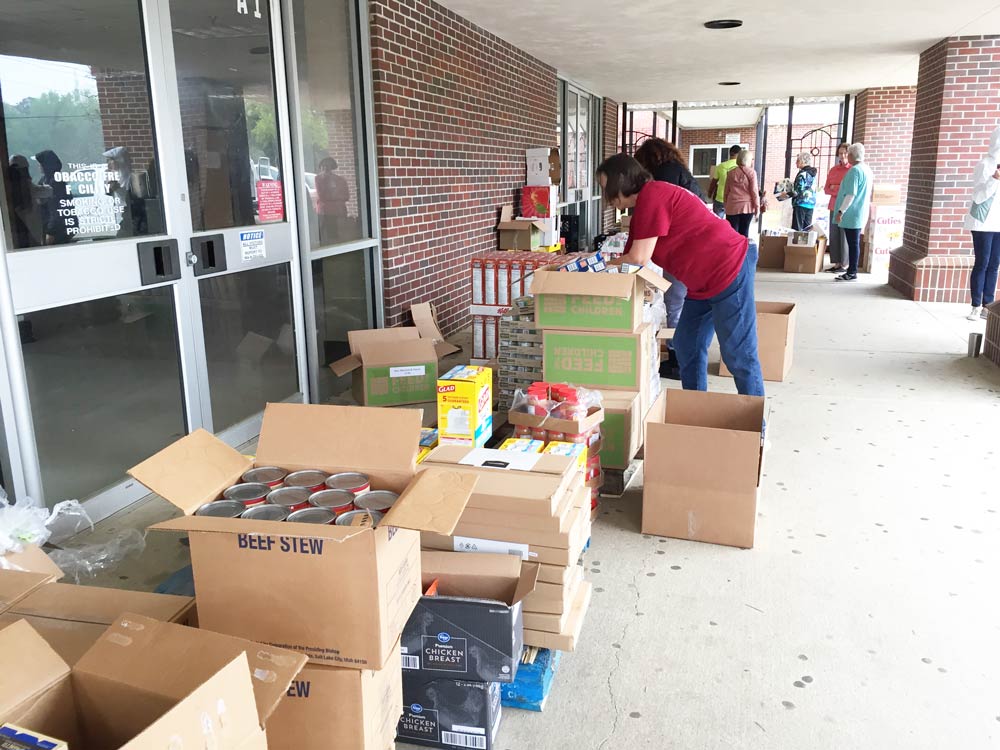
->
[442, 732, 487, 749]
[239, 230, 266, 262]
[454, 535, 532, 560]
[458, 448, 541, 472]
[390, 365, 426, 378]
[401, 654, 420, 670]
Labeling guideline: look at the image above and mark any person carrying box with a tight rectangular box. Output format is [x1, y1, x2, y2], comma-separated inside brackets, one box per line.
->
[597, 153, 765, 398]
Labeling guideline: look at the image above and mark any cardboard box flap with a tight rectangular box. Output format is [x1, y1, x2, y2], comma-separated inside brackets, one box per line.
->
[635, 266, 672, 292]
[12, 583, 192, 625]
[128, 428, 252, 516]
[664, 390, 765, 433]
[149, 514, 371, 543]
[411, 303, 462, 356]
[255, 402, 422, 476]
[381, 468, 478, 535]
[75, 614, 307, 726]
[330, 328, 421, 376]
[0, 545, 63, 610]
[757, 301, 795, 316]
[329, 353, 362, 377]
[0, 619, 71, 717]
[421, 550, 521, 603]
[531, 268, 635, 299]
[359, 338, 437, 368]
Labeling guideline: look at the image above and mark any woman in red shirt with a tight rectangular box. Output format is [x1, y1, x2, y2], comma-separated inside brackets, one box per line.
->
[598, 153, 765, 397]
[824, 143, 851, 272]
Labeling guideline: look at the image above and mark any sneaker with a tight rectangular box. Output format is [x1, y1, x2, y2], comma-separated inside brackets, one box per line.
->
[967, 306, 983, 321]
[835, 273, 857, 282]
[824, 265, 845, 273]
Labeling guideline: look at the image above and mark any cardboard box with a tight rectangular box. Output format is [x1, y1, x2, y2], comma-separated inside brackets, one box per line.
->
[523, 580, 592, 652]
[985, 301, 1000, 367]
[536, 562, 582, 586]
[543, 324, 654, 393]
[0, 545, 63, 610]
[871, 183, 902, 206]
[497, 206, 547, 251]
[786, 230, 818, 247]
[521, 576, 589, 633]
[0, 724, 68, 750]
[0, 614, 305, 750]
[437, 365, 493, 447]
[863, 204, 905, 274]
[131, 403, 479, 670]
[643, 390, 765, 549]
[330, 328, 443, 407]
[758, 234, 788, 269]
[531, 266, 669, 333]
[399, 677, 501, 750]
[526, 147, 561, 187]
[522, 564, 584, 615]
[783, 237, 827, 274]
[506, 404, 604, 438]
[719, 302, 797, 383]
[595, 390, 641, 470]
[266, 646, 402, 750]
[0, 581, 194, 665]
[401, 551, 537, 684]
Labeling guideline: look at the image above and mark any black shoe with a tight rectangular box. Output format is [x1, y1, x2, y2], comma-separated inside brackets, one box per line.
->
[659, 349, 681, 380]
[835, 273, 857, 282]
[824, 266, 845, 273]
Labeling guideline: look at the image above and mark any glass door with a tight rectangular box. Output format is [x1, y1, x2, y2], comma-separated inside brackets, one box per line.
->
[0, 0, 305, 518]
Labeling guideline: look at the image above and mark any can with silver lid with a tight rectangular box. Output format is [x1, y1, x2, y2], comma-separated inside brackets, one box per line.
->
[242, 466, 287, 488]
[284, 469, 330, 493]
[241, 504, 289, 522]
[355, 490, 398, 513]
[309, 488, 355, 516]
[195, 499, 246, 518]
[335, 509, 383, 528]
[325, 472, 370, 496]
[267, 486, 313, 512]
[287, 507, 336, 525]
[223, 482, 270, 507]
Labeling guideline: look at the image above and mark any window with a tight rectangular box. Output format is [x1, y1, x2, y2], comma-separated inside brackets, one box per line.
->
[558, 80, 604, 248]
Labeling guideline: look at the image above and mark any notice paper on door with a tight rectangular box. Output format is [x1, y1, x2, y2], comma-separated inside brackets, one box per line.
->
[239, 230, 266, 262]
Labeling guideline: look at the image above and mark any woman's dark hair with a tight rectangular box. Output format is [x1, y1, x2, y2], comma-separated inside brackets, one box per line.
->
[596, 153, 651, 200]
[634, 138, 687, 171]
[319, 157, 338, 171]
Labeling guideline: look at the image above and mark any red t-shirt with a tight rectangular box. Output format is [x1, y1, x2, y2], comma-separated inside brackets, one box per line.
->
[625, 180, 748, 299]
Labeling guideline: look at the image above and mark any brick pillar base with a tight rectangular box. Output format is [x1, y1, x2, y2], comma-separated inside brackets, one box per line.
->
[888, 247, 976, 302]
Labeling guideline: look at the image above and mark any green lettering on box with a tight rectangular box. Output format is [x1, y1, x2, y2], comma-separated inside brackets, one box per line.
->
[536, 294, 634, 331]
[364, 365, 437, 406]
[601, 412, 625, 468]
[542, 332, 640, 388]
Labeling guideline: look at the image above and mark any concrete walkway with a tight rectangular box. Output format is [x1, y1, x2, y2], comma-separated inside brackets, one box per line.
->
[70, 271, 999, 750]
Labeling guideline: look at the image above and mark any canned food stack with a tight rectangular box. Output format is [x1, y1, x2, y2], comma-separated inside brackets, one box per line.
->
[497, 297, 543, 411]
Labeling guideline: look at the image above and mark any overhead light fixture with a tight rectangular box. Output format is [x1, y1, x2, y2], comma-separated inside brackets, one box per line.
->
[718, 81, 741, 86]
[704, 19, 743, 30]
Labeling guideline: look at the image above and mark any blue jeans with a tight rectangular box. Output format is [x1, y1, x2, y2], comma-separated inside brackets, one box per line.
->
[712, 200, 726, 218]
[663, 272, 687, 329]
[673, 242, 765, 397]
[970, 231, 1000, 307]
[844, 227, 862, 276]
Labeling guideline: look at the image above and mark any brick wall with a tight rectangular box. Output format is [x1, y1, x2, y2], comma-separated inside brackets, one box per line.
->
[602, 98, 620, 231]
[369, 0, 558, 333]
[93, 69, 156, 172]
[889, 36, 1000, 302]
[853, 86, 916, 203]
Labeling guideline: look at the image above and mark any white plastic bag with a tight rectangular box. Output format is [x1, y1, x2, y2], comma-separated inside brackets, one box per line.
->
[0, 489, 91, 559]
[48, 529, 147, 583]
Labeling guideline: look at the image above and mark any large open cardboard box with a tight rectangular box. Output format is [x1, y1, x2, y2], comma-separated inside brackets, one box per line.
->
[131, 403, 478, 670]
[497, 206, 548, 251]
[643, 389, 765, 549]
[0, 614, 305, 749]
[719, 302, 797, 383]
[401, 551, 537, 684]
[758, 234, 788, 269]
[783, 237, 827, 274]
[330, 328, 446, 407]
[266, 646, 403, 750]
[531, 267, 670, 333]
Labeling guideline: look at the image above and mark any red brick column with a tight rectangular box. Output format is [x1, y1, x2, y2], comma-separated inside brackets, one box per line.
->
[852, 86, 916, 203]
[889, 36, 1000, 302]
[369, 0, 557, 333]
[601, 98, 619, 231]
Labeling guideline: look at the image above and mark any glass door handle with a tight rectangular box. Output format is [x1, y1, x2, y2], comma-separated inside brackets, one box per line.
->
[190, 234, 228, 276]
[137, 239, 182, 285]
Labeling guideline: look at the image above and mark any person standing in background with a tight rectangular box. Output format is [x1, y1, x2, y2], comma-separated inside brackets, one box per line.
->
[707, 144, 742, 219]
[784, 152, 818, 230]
[824, 143, 851, 273]
[315, 157, 350, 245]
[723, 149, 760, 237]
[634, 137, 707, 380]
[833, 144, 874, 282]
[963, 125, 1000, 321]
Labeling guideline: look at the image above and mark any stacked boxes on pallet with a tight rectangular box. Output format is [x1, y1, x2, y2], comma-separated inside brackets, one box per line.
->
[420, 446, 593, 654]
[470, 252, 560, 363]
[497, 298, 543, 411]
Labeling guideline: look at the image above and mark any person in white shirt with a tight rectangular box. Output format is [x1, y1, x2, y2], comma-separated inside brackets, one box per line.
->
[964, 125, 1000, 321]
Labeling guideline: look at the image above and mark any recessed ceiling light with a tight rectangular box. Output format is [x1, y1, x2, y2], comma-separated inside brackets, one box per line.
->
[718, 81, 741, 86]
[704, 19, 743, 30]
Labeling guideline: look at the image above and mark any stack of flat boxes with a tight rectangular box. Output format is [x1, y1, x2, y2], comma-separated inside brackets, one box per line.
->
[497, 299, 543, 411]
[470, 252, 558, 363]
[420, 447, 594, 653]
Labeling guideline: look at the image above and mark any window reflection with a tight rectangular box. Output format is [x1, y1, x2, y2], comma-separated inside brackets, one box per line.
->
[0, 8, 164, 251]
